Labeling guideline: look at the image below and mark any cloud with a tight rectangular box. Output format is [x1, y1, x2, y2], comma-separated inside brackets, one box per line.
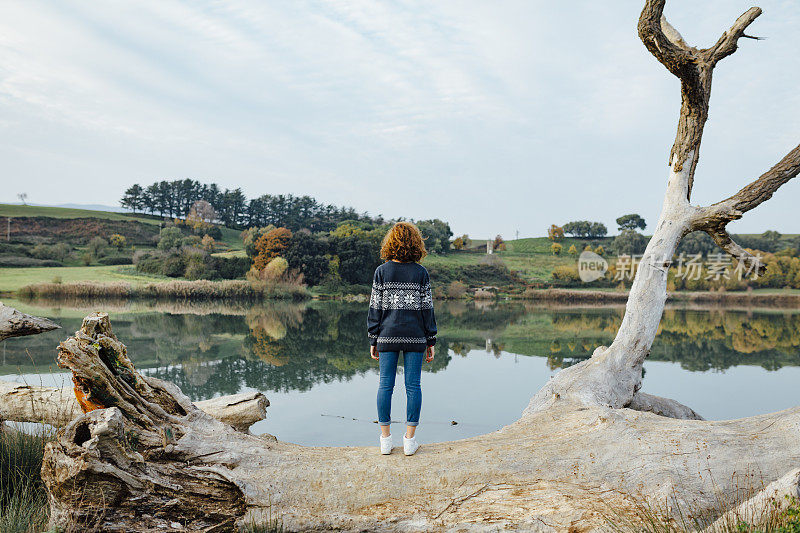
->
[0, 0, 798, 236]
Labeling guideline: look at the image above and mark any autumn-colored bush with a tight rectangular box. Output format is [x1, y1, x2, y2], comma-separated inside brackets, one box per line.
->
[548, 224, 565, 241]
[201, 234, 215, 252]
[109, 233, 126, 250]
[253, 228, 292, 270]
[446, 281, 468, 299]
[551, 242, 562, 255]
[551, 265, 580, 284]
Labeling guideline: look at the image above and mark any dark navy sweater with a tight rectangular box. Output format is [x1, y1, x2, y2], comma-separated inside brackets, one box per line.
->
[367, 261, 437, 352]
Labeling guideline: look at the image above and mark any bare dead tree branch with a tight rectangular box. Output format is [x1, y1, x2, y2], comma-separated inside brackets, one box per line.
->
[708, 228, 767, 275]
[705, 7, 762, 65]
[693, 144, 800, 263]
[638, 1, 764, 197]
[721, 144, 800, 214]
[637, 0, 694, 78]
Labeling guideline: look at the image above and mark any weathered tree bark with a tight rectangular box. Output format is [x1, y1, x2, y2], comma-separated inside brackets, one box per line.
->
[33, 2, 800, 532]
[41, 314, 249, 531]
[0, 379, 268, 432]
[0, 302, 60, 341]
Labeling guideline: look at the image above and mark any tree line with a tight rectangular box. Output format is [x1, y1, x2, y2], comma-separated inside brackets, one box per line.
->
[120, 179, 379, 230]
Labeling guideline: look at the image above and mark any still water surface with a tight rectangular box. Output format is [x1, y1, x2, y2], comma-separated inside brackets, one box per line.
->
[2, 299, 799, 446]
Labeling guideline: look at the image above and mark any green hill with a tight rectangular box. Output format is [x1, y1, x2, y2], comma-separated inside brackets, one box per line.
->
[0, 203, 159, 225]
[0, 203, 242, 249]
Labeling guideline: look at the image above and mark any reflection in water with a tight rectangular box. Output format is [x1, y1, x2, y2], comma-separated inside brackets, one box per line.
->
[2, 300, 800, 439]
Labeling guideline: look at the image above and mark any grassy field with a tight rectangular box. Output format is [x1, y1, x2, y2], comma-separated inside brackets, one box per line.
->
[217, 227, 244, 250]
[0, 265, 171, 293]
[423, 248, 581, 284]
[504, 236, 612, 254]
[212, 249, 247, 258]
[0, 203, 159, 225]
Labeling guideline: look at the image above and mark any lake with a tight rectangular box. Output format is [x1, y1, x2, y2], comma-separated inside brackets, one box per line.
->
[2, 298, 799, 446]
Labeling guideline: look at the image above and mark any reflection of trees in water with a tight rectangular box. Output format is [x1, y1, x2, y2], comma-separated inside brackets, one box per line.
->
[4, 302, 799, 398]
[144, 302, 527, 399]
[547, 310, 800, 371]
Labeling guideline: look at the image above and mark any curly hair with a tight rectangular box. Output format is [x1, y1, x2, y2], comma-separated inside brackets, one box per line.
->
[380, 222, 427, 263]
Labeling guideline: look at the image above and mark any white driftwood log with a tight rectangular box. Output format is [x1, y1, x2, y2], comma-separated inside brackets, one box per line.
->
[0, 380, 268, 432]
[41, 314, 800, 531]
[34, 1, 800, 531]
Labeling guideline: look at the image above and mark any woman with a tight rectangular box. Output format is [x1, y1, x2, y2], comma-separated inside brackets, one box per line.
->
[367, 222, 437, 456]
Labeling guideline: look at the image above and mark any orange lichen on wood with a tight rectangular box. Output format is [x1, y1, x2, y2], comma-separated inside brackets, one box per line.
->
[72, 377, 104, 413]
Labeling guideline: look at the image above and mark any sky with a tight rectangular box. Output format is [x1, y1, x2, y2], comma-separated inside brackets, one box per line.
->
[1, 0, 798, 239]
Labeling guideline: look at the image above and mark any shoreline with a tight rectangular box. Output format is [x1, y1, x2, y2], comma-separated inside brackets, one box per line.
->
[5, 281, 800, 307]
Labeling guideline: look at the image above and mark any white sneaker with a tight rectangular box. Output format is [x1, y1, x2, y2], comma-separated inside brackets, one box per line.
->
[403, 435, 419, 456]
[380, 434, 393, 455]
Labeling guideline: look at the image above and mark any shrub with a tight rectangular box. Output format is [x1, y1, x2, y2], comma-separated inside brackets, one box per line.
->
[595, 245, 605, 256]
[264, 257, 289, 280]
[162, 253, 186, 277]
[182, 235, 203, 248]
[185, 259, 211, 281]
[446, 281, 468, 298]
[551, 243, 562, 255]
[613, 230, 648, 256]
[158, 227, 184, 250]
[87, 236, 109, 258]
[0, 243, 28, 254]
[98, 256, 133, 265]
[133, 250, 163, 274]
[551, 265, 580, 284]
[30, 242, 70, 261]
[209, 256, 250, 279]
[548, 225, 565, 241]
[677, 231, 716, 255]
[0, 256, 62, 267]
[493, 235, 504, 251]
[109, 233, 127, 250]
[201, 234, 215, 252]
[568, 244, 578, 256]
[242, 226, 276, 259]
[81, 252, 93, 266]
[254, 228, 293, 270]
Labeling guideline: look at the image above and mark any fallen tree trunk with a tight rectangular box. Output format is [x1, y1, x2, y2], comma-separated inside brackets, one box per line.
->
[0, 303, 60, 341]
[0, 379, 268, 432]
[39, 313, 800, 532]
[31, 1, 800, 531]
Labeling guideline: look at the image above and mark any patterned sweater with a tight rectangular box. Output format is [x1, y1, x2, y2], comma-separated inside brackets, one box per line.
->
[367, 261, 437, 352]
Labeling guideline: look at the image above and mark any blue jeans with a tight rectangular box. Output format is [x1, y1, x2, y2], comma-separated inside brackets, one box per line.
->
[377, 351, 423, 427]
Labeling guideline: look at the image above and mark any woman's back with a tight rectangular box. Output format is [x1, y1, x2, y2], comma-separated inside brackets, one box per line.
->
[367, 261, 436, 352]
